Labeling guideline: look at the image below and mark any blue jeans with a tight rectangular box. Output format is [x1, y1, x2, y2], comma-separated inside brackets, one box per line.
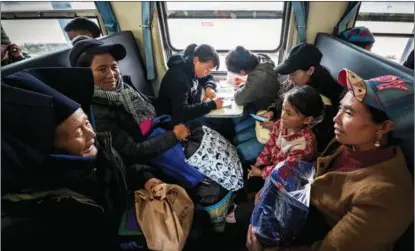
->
[233, 112, 256, 144]
[236, 138, 264, 164]
[233, 112, 264, 163]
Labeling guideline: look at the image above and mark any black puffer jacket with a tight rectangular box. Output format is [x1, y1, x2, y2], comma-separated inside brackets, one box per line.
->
[92, 95, 178, 167]
[157, 53, 218, 123]
[1, 68, 157, 250]
[1, 132, 153, 249]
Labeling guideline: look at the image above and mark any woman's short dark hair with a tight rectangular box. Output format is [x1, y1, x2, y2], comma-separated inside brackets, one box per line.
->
[367, 105, 389, 124]
[225, 46, 259, 73]
[284, 85, 324, 119]
[184, 43, 220, 70]
[308, 65, 345, 106]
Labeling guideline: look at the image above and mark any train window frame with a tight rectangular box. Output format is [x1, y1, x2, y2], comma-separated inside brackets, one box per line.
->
[1, 3, 106, 60]
[354, 2, 414, 62]
[157, 1, 291, 73]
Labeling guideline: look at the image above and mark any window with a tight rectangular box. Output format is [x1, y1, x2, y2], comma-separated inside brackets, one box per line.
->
[159, 2, 287, 71]
[356, 2, 414, 63]
[1, 1, 103, 61]
[1, 1, 96, 11]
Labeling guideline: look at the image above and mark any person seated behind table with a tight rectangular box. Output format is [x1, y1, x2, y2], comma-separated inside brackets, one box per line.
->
[225, 45, 281, 111]
[246, 69, 414, 251]
[68, 38, 191, 168]
[339, 26, 375, 51]
[64, 16, 101, 41]
[225, 46, 281, 164]
[158, 43, 224, 123]
[1, 67, 164, 249]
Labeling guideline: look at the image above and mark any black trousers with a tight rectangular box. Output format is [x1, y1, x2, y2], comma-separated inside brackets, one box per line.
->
[234, 176, 265, 205]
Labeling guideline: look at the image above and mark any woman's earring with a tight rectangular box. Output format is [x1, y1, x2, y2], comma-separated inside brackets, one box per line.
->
[374, 131, 382, 148]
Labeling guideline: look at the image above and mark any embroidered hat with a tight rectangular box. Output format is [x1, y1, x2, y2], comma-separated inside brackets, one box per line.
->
[337, 68, 414, 140]
[340, 26, 375, 47]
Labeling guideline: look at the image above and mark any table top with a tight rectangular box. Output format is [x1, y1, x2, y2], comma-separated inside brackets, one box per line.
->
[205, 80, 244, 118]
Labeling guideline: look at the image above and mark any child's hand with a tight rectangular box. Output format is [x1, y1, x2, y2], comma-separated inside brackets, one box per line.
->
[248, 165, 263, 179]
[259, 115, 274, 130]
[260, 121, 273, 130]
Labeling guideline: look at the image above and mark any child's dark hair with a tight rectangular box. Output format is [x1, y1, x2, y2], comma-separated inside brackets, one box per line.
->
[284, 85, 324, 120]
[225, 46, 259, 73]
[184, 43, 220, 70]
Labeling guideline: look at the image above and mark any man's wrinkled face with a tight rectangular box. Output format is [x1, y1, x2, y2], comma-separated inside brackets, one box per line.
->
[54, 108, 97, 157]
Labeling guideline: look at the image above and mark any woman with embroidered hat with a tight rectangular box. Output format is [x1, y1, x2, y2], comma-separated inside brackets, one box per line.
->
[1, 67, 163, 249]
[246, 69, 414, 251]
[339, 26, 376, 51]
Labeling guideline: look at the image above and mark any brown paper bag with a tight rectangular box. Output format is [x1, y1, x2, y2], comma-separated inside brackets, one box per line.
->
[135, 184, 194, 251]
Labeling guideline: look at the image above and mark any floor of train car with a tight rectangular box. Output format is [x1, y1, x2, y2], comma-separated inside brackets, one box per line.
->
[183, 211, 247, 251]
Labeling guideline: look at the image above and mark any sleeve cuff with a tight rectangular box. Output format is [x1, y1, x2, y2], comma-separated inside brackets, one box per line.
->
[142, 171, 156, 185]
[207, 100, 217, 109]
[205, 83, 217, 91]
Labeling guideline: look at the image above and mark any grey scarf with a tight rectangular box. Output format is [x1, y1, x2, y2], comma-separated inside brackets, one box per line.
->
[93, 77, 156, 125]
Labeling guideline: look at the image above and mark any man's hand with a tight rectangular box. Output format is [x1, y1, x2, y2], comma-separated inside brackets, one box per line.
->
[7, 44, 24, 60]
[205, 87, 217, 100]
[144, 178, 164, 199]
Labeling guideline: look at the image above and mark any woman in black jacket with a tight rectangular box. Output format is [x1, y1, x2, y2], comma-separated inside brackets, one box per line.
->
[2, 68, 162, 249]
[262, 43, 344, 152]
[69, 38, 190, 168]
[158, 43, 224, 123]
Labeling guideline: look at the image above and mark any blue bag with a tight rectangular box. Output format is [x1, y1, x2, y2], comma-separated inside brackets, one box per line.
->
[148, 115, 204, 188]
[250, 160, 315, 247]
